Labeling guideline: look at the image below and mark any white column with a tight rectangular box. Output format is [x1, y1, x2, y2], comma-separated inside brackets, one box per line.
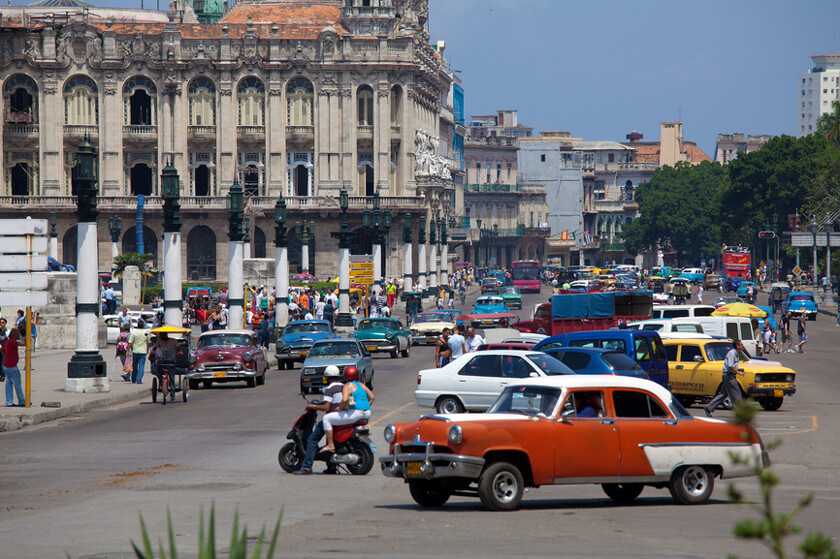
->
[418, 242, 427, 290]
[50, 237, 58, 261]
[339, 247, 350, 314]
[228, 241, 245, 328]
[75, 222, 99, 352]
[302, 244, 310, 274]
[275, 245, 289, 326]
[163, 231, 182, 327]
[403, 241, 412, 289]
[243, 242, 251, 260]
[429, 243, 437, 289]
[372, 242, 382, 288]
[441, 243, 449, 286]
[111, 241, 119, 269]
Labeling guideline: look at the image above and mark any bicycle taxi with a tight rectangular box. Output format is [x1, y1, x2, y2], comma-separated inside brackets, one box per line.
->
[148, 325, 193, 404]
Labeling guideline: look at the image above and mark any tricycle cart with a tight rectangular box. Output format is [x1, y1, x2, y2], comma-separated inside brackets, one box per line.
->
[148, 325, 193, 404]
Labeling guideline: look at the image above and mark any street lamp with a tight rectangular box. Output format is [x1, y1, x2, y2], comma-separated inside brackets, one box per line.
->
[161, 162, 183, 326]
[274, 195, 290, 326]
[810, 218, 819, 287]
[772, 212, 779, 281]
[332, 188, 353, 326]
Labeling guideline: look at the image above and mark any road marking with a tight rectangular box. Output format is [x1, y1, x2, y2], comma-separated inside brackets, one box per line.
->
[760, 415, 818, 436]
[370, 402, 415, 427]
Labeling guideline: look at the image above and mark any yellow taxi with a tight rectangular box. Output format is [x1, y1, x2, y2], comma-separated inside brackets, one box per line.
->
[662, 336, 795, 411]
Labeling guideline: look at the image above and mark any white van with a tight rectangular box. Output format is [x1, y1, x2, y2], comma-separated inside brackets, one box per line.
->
[626, 319, 705, 334]
[651, 304, 716, 319]
[672, 316, 759, 355]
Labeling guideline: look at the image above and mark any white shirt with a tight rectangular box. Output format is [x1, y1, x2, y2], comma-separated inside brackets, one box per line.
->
[466, 334, 485, 353]
[315, 301, 326, 318]
[246, 310, 254, 325]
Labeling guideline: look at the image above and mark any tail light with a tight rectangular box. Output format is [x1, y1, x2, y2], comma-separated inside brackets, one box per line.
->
[417, 374, 422, 385]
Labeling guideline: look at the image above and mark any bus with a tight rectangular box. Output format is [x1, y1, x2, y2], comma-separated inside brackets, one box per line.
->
[511, 260, 541, 293]
[721, 245, 750, 278]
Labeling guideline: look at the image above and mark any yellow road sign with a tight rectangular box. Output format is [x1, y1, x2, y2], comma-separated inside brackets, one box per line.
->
[351, 262, 374, 270]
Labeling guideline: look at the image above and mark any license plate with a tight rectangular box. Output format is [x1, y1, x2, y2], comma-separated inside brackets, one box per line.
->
[427, 337, 437, 343]
[405, 461, 422, 476]
[322, 377, 328, 384]
[298, 351, 307, 357]
[483, 320, 492, 324]
[774, 389, 783, 397]
[213, 372, 226, 378]
[367, 346, 377, 352]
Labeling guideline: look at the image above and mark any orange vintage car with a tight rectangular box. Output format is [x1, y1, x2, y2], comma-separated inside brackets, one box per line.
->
[380, 376, 767, 511]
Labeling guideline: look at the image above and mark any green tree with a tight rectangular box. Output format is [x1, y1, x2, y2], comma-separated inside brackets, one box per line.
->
[624, 161, 725, 265]
[817, 99, 840, 150]
[113, 251, 154, 278]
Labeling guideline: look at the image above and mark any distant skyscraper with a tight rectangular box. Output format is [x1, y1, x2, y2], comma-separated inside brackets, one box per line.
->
[798, 54, 840, 137]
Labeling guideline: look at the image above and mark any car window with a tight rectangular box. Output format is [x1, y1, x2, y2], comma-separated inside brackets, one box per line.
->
[358, 319, 396, 330]
[198, 334, 251, 348]
[679, 345, 703, 362]
[527, 354, 574, 375]
[285, 323, 331, 334]
[500, 355, 534, 378]
[601, 352, 642, 370]
[602, 339, 626, 352]
[634, 338, 651, 362]
[534, 306, 550, 320]
[559, 351, 591, 371]
[641, 323, 663, 331]
[459, 354, 501, 377]
[488, 385, 562, 417]
[740, 322, 752, 340]
[789, 294, 814, 302]
[705, 342, 733, 361]
[674, 324, 703, 333]
[695, 307, 715, 317]
[650, 338, 666, 361]
[726, 323, 739, 340]
[539, 341, 564, 350]
[561, 390, 605, 418]
[612, 390, 669, 418]
[662, 309, 689, 318]
[664, 344, 679, 361]
[569, 339, 598, 349]
[307, 342, 361, 358]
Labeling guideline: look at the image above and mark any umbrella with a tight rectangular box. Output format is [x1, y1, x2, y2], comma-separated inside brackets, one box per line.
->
[291, 273, 318, 283]
[711, 302, 767, 318]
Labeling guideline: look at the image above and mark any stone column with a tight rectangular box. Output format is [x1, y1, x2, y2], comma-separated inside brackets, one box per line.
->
[332, 189, 353, 327]
[49, 211, 58, 261]
[418, 214, 427, 291]
[372, 241, 383, 288]
[403, 212, 413, 290]
[441, 218, 449, 286]
[161, 164, 182, 327]
[274, 197, 289, 327]
[67, 141, 108, 392]
[227, 182, 245, 328]
[428, 217, 437, 289]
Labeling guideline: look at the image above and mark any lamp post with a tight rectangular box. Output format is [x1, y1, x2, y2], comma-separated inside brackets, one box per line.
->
[810, 218, 819, 287]
[227, 181, 245, 328]
[49, 210, 58, 260]
[493, 223, 499, 267]
[67, 139, 108, 392]
[476, 218, 483, 267]
[772, 212, 779, 282]
[242, 213, 251, 260]
[418, 213, 427, 292]
[161, 163, 182, 327]
[365, 192, 391, 289]
[440, 217, 449, 286]
[108, 216, 122, 272]
[296, 220, 312, 274]
[274, 196, 290, 327]
[403, 212, 413, 290]
[331, 189, 354, 327]
[824, 219, 832, 293]
[428, 216, 438, 290]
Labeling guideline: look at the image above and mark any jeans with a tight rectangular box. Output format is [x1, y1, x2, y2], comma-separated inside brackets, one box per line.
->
[300, 419, 326, 471]
[4, 364, 24, 405]
[131, 353, 147, 383]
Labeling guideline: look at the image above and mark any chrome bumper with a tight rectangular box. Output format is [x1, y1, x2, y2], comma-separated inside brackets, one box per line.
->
[379, 442, 485, 480]
[187, 367, 258, 380]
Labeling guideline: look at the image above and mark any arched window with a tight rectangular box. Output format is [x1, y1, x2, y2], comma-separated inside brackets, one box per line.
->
[62, 226, 77, 269]
[286, 77, 313, 126]
[357, 85, 373, 126]
[130, 163, 153, 196]
[187, 226, 217, 280]
[63, 75, 98, 126]
[123, 76, 157, 126]
[4, 74, 39, 123]
[254, 227, 266, 258]
[358, 163, 374, 196]
[390, 86, 401, 125]
[188, 77, 216, 126]
[237, 76, 265, 126]
[624, 179, 634, 201]
[122, 226, 159, 268]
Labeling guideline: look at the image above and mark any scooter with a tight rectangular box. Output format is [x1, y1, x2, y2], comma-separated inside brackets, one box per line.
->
[278, 396, 375, 475]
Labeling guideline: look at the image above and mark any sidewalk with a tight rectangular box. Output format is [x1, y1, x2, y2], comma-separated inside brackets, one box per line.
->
[0, 348, 149, 433]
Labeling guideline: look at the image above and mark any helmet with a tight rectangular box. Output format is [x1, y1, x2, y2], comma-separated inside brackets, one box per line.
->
[343, 365, 359, 382]
[324, 365, 341, 378]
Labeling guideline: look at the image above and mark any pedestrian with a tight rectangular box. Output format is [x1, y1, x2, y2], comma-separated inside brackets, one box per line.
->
[696, 285, 703, 304]
[465, 325, 485, 353]
[15, 309, 24, 330]
[116, 324, 132, 381]
[836, 300, 840, 328]
[781, 311, 794, 352]
[0, 318, 9, 347]
[324, 299, 335, 327]
[2, 328, 26, 407]
[128, 319, 150, 383]
[447, 325, 466, 361]
[315, 297, 325, 320]
[704, 339, 745, 416]
[435, 328, 452, 367]
[118, 307, 132, 330]
[103, 283, 117, 315]
[762, 323, 777, 355]
[30, 312, 37, 352]
[795, 313, 808, 353]
[821, 275, 828, 293]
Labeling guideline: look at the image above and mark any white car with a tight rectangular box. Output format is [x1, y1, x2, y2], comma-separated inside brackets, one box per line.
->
[103, 311, 155, 344]
[414, 350, 574, 414]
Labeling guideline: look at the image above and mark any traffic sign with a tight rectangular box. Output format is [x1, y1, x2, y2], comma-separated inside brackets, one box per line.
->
[0, 272, 48, 290]
[0, 254, 48, 272]
[0, 291, 48, 307]
[350, 262, 374, 270]
[758, 231, 776, 239]
[0, 236, 49, 254]
[0, 219, 48, 236]
[792, 266, 802, 276]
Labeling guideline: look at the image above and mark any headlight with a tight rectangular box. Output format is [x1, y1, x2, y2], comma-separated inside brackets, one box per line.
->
[787, 374, 795, 382]
[383, 424, 395, 443]
[410, 329, 418, 335]
[754, 374, 763, 383]
[448, 424, 463, 444]
[386, 332, 394, 341]
[189, 353, 196, 365]
[233, 363, 242, 370]
[242, 352, 253, 361]
[304, 368, 316, 375]
[196, 364, 205, 372]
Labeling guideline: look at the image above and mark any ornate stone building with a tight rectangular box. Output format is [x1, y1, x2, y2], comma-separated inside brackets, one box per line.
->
[0, 0, 456, 282]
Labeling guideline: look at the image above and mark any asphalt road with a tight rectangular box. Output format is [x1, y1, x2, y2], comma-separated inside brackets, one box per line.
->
[1, 288, 838, 559]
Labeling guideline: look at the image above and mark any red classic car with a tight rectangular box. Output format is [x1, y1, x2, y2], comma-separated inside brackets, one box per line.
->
[188, 330, 268, 389]
[380, 376, 767, 511]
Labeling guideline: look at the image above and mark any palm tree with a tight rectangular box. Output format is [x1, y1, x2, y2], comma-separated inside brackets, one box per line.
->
[817, 99, 840, 149]
[112, 251, 153, 278]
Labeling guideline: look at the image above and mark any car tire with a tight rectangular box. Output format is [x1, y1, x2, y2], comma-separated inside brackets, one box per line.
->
[601, 483, 644, 504]
[246, 377, 257, 388]
[256, 372, 266, 386]
[758, 396, 783, 411]
[478, 461, 524, 511]
[390, 349, 398, 358]
[668, 465, 714, 505]
[675, 395, 696, 408]
[278, 442, 302, 473]
[182, 385, 189, 403]
[203, 380, 212, 389]
[299, 381, 306, 394]
[401, 344, 410, 358]
[151, 377, 158, 403]
[408, 480, 451, 507]
[435, 395, 464, 414]
[365, 373, 374, 391]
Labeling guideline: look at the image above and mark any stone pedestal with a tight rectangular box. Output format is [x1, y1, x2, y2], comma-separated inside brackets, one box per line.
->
[122, 266, 141, 305]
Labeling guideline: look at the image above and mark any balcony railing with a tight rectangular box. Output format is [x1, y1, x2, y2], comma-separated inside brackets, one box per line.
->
[390, 125, 400, 136]
[464, 183, 522, 193]
[64, 124, 98, 138]
[4, 123, 39, 136]
[188, 125, 216, 138]
[237, 125, 265, 140]
[356, 125, 373, 139]
[123, 125, 157, 138]
[286, 125, 314, 138]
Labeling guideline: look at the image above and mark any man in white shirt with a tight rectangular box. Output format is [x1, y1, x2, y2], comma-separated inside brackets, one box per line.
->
[315, 299, 326, 320]
[465, 326, 485, 353]
[219, 305, 229, 328]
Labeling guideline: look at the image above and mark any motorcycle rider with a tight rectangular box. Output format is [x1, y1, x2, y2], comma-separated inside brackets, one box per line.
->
[321, 366, 374, 452]
[293, 365, 345, 475]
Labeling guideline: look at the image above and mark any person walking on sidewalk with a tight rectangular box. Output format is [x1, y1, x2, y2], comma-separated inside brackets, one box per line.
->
[2, 329, 26, 407]
[795, 313, 808, 353]
[128, 319, 150, 383]
[116, 324, 132, 381]
[704, 339, 745, 416]
[780, 311, 794, 352]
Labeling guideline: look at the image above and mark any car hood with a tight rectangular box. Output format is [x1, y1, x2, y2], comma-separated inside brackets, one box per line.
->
[353, 329, 393, 339]
[194, 347, 251, 363]
[473, 305, 509, 313]
[281, 332, 333, 344]
[738, 362, 795, 374]
[411, 322, 455, 332]
[303, 356, 363, 368]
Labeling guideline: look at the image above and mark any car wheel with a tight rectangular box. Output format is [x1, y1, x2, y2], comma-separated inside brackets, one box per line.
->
[203, 381, 212, 389]
[246, 377, 257, 388]
[365, 372, 374, 391]
[478, 461, 524, 511]
[435, 396, 464, 414]
[390, 349, 398, 358]
[601, 483, 644, 504]
[182, 385, 189, 403]
[401, 343, 410, 358]
[408, 480, 451, 507]
[256, 372, 266, 386]
[151, 377, 158, 403]
[299, 381, 306, 394]
[675, 395, 696, 408]
[278, 442, 302, 473]
[758, 396, 783, 411]
[669, 465, 714, 505]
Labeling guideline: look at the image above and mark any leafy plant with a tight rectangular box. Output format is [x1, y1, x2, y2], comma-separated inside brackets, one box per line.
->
[726, 400, 838, 559]
[131, 505, 281, 559]
[113, 252, 155, 278]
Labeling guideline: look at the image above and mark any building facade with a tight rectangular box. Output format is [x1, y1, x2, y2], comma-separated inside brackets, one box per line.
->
[798, 54, 840, 137]
[0, 0, 457, 282]
[714, 133, 772, 164]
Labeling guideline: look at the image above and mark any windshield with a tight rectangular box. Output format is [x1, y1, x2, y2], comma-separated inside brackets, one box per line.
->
[527, 354, 575, 375]
[511, 267, 539, 280]
[477, 297, 503, 306]
[414, 313, 447, 323]
[602, 352, 643, 371]
[789, 295, 814, 302]
[198, 334, 251, 348]
[308, 342, 361, 358]
[487, 385, 563, 417]
[704, 341, 734, 361]
[358, 319, 397, 330]
[500, 287, 520, 295]
[284, 323, 331, 335]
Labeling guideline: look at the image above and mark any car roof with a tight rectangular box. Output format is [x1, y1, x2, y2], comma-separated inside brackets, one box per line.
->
[658, 332, 716, 340]
[198, 329, 255, 337]
[542, 346, 617, 355]
[507, 375, 673, 401]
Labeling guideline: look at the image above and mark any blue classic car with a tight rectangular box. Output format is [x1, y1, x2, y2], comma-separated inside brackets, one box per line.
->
[725, 275, 745, 293]
[300, 338, 374, 394]
[472, 295, 510, 315]
[787, 292, 818, 320]
[736, 281, 756, 301]
[275, 320, 337, 370]
[352, 318, 411, 358]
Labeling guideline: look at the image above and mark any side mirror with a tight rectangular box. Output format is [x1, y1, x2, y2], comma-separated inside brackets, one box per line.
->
[693, 355, 704, 362]
[529, 372, 539, 378]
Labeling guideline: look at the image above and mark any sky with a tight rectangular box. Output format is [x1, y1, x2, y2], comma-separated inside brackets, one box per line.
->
[8, 0, 840, 156]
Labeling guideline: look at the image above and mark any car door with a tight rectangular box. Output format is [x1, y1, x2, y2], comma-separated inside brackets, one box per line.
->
[671, 344, 710, 396]
[455, 354, 503, 409]
[609, 389, 677, 477]
[554, 389, 621, 479]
